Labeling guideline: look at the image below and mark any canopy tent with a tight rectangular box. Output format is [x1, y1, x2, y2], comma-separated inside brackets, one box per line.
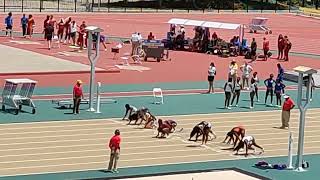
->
[167, 18, 245, 43]
[167, 18, 189, 25]
[167, 18, 242, 30]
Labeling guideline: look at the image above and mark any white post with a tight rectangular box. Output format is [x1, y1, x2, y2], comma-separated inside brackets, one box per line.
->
[287, 131, 294, 169]
[87, 31, 95, 112]
[87, 30, 101, 112]
[295, 74, 312, 171]
[95, 82, 101, 114]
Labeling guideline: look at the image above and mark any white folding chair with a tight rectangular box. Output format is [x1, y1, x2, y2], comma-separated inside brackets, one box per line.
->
[153, 88, 163, 104]
[52, 35, 60, 48]
[120, 57, 129, 65]
[112, 43, 123, 61]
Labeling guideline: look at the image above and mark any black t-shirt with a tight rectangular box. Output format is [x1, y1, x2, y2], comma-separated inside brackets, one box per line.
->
[251, 41, 257, 51]
[45, 24, 54, 35]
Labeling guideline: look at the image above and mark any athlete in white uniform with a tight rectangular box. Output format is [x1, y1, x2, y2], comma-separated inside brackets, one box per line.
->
[122, 104, 138, 120]
[199, 121, 216, 145]
[234, 135, 264, 156]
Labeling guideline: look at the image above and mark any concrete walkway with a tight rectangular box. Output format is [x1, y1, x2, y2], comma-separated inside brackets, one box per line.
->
[0, 44, 103, 74]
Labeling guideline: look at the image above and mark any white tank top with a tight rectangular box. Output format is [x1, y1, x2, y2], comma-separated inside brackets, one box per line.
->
[225, 82, 233, 92]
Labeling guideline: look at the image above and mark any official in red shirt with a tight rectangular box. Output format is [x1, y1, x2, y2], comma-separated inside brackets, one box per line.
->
[108, 129, 121, 173]
[73, 80, 83, 114]
[262, 37, 269, 61]
[147, 32, 155, 40]
[281, 95, 295, 129]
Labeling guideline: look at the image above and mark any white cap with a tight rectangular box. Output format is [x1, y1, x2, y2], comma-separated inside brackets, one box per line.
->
[283, 95, 290, 99]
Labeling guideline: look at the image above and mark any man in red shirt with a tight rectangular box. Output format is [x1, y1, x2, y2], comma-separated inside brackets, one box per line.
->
[263, 37, 269, 61]
[280, 95, 295, 129]
[108, 129, 121, 173]
[73, 80, 83, 114]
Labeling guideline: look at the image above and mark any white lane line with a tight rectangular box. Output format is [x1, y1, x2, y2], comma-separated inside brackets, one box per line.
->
[0, 111, 320, 130]
[31, 86, 297, 101]
[0, 152, 231, 171]
[0, 148, 216, 165]
[1, 123, 320, 146]
[0, 143, 188, 158]
[0, 107, 318, 127]
[2, 116, 320, 137]
[0, 137, 178, 146]
[2, 145, 320, 172]
[1, 149, 319, 177]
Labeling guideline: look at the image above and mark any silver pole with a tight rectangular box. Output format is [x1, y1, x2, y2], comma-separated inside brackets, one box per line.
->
[295, 73, 312, 171]
[287, 131, 293, 169]
[95, 82, 101, 113]
[295, 73, 304, 171]
[87, 32, 95, 112]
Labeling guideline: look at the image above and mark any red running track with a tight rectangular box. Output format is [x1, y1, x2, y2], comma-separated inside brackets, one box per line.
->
[0, 13, 319, 87]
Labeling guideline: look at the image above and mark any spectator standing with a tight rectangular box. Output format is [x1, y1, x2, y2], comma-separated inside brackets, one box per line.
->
[5, 12, 13, 39]
[78, 21, 87, 51]
[20, 14, 28, 37]
[44, 20, 54, 50]
[207, 62, 217, 93]
[252, 72, 260, 102]
[277, 34, 285, 60]
[48, 15, 56, 33]
[283, 36, 292, 61]
[264, 74, 275, 105]
[240, 61, 253, 89]
[64, 17, 72, 44]
[249, 78, 257, 109]
[231, 77, 242, 107]
[131, 32, 139, 55]
[275, 79, 286, 107]
[57, 18, 65, 43]
[224, 78, 233, 110]
[108, 129, 121, 173]
[229, 59, 238, 87]
[262, 37, 270, 61]
[73, 80, 84, 115]
[27, 14, 35, 39]
[43, 15, 50, 39]
[280, 95, 295, 129]
[70, 20, 77, 46]
[250, 38, 257, 61]
[277, 63, 284, 82]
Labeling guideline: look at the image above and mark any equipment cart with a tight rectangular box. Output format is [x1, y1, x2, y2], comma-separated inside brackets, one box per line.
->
[249, 17, 272, 34]
[2, 79, 37, 115]
[142, 40, 170, 62]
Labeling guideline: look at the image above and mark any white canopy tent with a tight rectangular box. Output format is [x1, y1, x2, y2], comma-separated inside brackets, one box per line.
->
[167, 18, 245, 44]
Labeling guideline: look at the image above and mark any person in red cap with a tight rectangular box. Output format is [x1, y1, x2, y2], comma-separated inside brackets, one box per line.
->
[280, 95, 295, 129]
[108, 129, 121, 173]
[73, 80, 83, 114]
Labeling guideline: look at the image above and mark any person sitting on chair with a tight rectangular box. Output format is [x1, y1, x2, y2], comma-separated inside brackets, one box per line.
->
[147, 32, 155, 40]
[122, 104, 137, 120]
